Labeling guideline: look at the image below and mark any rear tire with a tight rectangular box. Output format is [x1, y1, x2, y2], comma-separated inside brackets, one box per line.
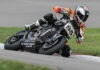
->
[39, 37, 67, 55]
[4, 30, 26, 51]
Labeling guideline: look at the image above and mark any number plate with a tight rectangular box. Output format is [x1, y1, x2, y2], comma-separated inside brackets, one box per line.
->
[64, 22, 75, 38]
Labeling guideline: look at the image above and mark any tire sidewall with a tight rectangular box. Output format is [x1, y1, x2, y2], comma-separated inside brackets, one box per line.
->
[4, 30, 26, 50]
[39, 37, 67, 55]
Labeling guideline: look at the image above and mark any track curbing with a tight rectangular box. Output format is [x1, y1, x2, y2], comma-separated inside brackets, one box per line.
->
[0, 43, 4, 50]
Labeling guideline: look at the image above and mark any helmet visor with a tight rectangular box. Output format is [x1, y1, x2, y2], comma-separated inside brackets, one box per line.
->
[77, 11, 88, 22]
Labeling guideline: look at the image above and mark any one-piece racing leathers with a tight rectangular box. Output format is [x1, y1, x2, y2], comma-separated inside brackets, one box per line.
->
[54, 6, 86, 44]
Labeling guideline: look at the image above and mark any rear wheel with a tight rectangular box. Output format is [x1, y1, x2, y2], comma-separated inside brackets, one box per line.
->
[4, 30, 26, 51]
[39, 37, 67, 55]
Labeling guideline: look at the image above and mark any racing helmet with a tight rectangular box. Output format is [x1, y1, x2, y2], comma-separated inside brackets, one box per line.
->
[75, 5, 89, 22]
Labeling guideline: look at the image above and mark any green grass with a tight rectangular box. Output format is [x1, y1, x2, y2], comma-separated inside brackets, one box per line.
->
[0, 27, 100, 56]
[0, 58, 55, 70]
[69, 28, 100, 56]
[0, 27, 24, 43]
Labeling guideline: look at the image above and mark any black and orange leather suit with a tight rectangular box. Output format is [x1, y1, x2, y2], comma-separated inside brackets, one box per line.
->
[54, 6, 86, 44]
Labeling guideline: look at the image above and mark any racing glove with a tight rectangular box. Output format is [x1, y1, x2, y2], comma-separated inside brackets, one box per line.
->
[54, 6, 70, 19]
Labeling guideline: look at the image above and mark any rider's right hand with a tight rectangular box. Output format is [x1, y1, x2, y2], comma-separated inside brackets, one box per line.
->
[54, 6, 69, 20]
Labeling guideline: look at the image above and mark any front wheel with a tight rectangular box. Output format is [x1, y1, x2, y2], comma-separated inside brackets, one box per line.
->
[4, 30, 26, 51]
[61, 45, 72, 57]
[39, 37, 67, 55]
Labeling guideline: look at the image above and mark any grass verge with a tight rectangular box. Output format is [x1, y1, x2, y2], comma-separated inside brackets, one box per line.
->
[0, 27, 100, 56]
[69, 28, 100, 56]
[0, 58, 55, 70]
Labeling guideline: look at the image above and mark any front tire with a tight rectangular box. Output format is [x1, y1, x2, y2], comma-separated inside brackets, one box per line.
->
[61, 45, 72, 57]
[4, 30, 26, 51]
[39, 37, 67, 55]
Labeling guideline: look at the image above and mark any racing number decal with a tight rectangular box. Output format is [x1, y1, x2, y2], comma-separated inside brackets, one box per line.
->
[64, 22, 75, 38]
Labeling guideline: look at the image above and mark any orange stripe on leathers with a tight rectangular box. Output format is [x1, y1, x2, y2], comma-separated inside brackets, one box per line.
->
[71, 9, 75, 17]
[80, 23, 85, 27]
[65, 8, 75, 17]
[65, 8, 70, 13]
[80, 23, 86, 31]
[82, 27, 86, 31]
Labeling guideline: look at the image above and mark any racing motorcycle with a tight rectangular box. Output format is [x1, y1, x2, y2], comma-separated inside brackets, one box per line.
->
[4, 16, 75, 57]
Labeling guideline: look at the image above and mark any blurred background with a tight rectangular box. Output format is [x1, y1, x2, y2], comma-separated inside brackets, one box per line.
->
[0, 0, 99, 27]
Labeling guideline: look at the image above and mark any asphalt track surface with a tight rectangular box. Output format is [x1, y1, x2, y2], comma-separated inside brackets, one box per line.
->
[0, 0, 100, 27]
[1, 43, 100, 70]
[0, 49, 100, 70]
[0, 0, 100, 70]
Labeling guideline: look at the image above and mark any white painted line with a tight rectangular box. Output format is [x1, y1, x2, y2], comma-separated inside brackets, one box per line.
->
[0, 43, 4, 50]
[71, 55, 100, 63]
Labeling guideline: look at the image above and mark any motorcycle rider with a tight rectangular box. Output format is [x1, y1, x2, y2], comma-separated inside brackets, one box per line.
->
[54, 5, 89, 44]
[53, 5, 89, 57]
[25, 5, 89, 57]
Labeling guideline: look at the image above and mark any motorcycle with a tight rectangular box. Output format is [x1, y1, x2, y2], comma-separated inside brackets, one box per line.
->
[4, 16, 75, 57]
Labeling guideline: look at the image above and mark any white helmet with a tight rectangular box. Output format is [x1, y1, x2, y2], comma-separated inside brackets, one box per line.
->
[76, 5, 89, 22]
